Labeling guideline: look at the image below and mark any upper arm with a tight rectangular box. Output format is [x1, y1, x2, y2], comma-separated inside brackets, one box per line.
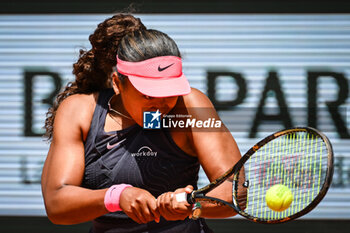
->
[41, 94, 95, 196]
[183, 88, 241, 181]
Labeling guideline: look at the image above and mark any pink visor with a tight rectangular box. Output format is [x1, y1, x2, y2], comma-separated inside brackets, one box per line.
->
[116, 56, 191, 97]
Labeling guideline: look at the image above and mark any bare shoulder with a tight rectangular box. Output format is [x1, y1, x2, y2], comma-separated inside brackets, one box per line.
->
[54, 93, 98, 141]
[57, 93, 96, 117]
[181, 87, 214, 108]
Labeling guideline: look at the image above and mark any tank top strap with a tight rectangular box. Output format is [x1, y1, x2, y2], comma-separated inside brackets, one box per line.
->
[84, 88, 115, 164]
[95, 88, 115, 132]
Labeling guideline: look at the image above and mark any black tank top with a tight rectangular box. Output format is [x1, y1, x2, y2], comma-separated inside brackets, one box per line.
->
[82, 89, 213, 233]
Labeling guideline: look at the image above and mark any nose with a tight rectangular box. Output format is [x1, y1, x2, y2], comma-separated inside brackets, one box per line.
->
[145, 95, 167, 104]
[146, 98, 171, 111]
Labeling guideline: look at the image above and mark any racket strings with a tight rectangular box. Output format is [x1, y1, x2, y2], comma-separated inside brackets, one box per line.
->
[236, 131, 329, 220]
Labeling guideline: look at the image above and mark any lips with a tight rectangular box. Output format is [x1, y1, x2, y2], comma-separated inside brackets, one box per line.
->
[145, 107, 171, 116]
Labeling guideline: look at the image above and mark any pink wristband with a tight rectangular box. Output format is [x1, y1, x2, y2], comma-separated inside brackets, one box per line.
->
[104, 184, 132, 212]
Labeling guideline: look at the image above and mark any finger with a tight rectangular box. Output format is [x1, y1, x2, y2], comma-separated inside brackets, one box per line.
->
[158, 192, 176, 216]
[173, 192, 192, 209]
[141, 206, 154, 223]
[122, 205, 143, 224]
[171, 195, 190, 214]
[164, 192, 180, 215]
[185, 185, 194, 193]
[159, 192, 171, 212]
[128, 212, 143, 224]
[172, 190, 192, 216]
[156, 193, 165, 208]
[148, 198, 160, 223]
[142, 196, 159, 223]
[157, 193, 167, 216]
[174, 185, 194, 196]
[132, 203, 149, 224]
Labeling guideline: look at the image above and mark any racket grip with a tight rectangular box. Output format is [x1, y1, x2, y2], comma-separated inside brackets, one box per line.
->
[175, 192, 195, 204]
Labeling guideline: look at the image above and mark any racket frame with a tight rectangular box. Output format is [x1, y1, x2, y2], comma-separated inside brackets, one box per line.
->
[189, 127, 334, 224]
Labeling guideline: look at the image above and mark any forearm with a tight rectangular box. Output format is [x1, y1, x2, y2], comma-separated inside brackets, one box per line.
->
[200, 202, 236, 218]
[44, 185, 108, 225]
[198, 181, 237, 218]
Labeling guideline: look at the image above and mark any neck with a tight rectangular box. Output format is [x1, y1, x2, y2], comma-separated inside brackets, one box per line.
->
[108, 94, 133, 121]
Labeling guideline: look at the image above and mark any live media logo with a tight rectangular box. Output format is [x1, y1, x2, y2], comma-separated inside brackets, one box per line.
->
[143, 110, 161, 129]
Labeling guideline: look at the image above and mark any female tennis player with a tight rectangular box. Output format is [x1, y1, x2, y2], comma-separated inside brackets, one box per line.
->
[41, 14, 242, 233]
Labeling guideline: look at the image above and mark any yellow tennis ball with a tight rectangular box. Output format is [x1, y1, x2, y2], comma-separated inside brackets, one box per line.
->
[265, 184, 293, 212]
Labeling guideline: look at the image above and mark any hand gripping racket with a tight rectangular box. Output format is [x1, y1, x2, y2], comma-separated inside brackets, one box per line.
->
[176, 127, 333, 224]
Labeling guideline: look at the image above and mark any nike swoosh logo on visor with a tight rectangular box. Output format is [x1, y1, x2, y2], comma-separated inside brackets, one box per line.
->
[106, 138, 126, 150]
[158, 63, 174, 72]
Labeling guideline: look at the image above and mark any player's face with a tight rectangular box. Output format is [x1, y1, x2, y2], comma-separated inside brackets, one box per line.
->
[113, 74, 178, 126]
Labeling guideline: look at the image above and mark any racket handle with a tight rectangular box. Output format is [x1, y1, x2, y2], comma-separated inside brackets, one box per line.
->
[175, 192, 195, 204]
[175, 192, 187, 202]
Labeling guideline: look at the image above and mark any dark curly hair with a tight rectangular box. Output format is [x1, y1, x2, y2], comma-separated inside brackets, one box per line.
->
[44, 13, 181, 141]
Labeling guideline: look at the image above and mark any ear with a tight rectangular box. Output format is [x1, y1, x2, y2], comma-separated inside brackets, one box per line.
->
[112, 72, 121, 94]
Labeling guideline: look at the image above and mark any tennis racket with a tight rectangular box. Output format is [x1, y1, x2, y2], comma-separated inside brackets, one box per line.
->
[176, 127, 333, 224]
